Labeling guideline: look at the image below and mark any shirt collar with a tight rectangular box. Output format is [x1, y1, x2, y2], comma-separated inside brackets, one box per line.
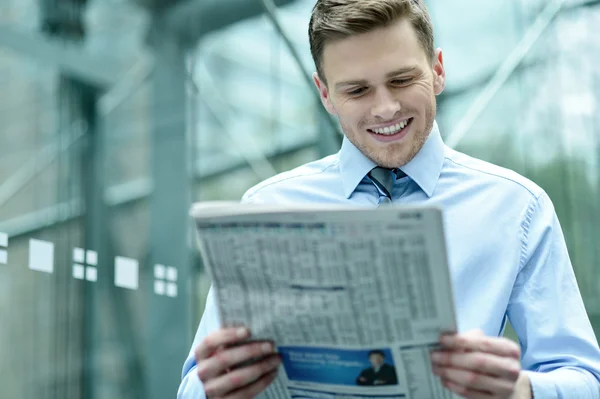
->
[339, 120, 445, 199]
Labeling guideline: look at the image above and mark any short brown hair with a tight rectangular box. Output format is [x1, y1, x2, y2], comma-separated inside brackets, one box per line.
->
[309, 0, 435, 85]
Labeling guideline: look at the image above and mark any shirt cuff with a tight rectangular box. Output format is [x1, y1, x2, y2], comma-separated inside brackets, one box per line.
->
[523, 370, 556, 399]
[524, 368, 600, 399]
[177, 365, 208, 399]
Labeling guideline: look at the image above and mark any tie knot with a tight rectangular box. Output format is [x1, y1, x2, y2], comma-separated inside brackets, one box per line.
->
[368, 167, 407, 203]
[368, 167, 394, 200]
[394, 168, 407, 179]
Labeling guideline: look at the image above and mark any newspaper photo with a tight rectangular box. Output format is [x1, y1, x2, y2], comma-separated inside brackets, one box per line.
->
[191, 203, 459, 399]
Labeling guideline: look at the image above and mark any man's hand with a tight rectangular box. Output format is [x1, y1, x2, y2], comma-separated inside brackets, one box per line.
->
[195, 327, 281, 399]
[430, 330, 532, 399]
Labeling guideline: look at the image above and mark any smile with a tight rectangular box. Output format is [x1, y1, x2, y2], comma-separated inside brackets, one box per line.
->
[367, 118, 414, 142]
[370, 118, 412, 135]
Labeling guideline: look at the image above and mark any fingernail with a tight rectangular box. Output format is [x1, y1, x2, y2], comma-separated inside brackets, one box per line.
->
[236, 327, 249, 338]
[262, 343, 274, 354]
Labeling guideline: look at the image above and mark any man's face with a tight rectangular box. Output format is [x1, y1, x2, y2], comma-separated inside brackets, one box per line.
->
[369, 353, 385, 368]
[314, 18, 446, 168]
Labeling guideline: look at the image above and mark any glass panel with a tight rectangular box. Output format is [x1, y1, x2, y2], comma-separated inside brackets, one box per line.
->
[432, 1, 600, 336]
[1, 1, 598, 398]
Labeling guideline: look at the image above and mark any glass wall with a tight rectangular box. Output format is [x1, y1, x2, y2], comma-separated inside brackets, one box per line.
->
[0, 0, 598, 397]
[432, 0, 600, 333]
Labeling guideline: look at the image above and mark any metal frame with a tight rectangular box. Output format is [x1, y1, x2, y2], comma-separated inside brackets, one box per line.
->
[0, 134, 318, 239]
[0, 130, 84, 209]
[190, 63, 279, 180]
[14, 0, 600, 395]
[164, 0, 297, 46]
[260, 0, 342, 156]
[0, 25, 120, 88]
[2, 0, 305, 397]
[445, 0, 566, 148]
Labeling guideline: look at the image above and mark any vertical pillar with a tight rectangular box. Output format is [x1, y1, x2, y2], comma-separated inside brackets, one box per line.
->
[38, 2, 106, 398]
[146, 16, 192, 399]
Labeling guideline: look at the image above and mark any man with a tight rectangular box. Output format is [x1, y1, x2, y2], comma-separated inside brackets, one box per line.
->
[178, 1, 600, 398]
[356, 350, 398, 386]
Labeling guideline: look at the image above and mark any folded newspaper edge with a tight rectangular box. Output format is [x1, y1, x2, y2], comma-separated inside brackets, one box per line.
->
[190, 201, 395, 218]
[191, 201, 460, 399]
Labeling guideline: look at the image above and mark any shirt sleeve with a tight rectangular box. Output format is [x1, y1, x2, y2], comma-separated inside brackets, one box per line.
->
[178, 192, 259, 398]
[507, 192, 600, 398]
[177, 286, 221, 399]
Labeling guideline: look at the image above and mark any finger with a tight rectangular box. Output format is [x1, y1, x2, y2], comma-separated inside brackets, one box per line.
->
[463, 329, 485, 337]
[198, 341, 276, 381]
[431, 350, 520, 381]
[439, 329, 484, 346]
[441, 378, 495, 399]
[204, 354, 281, 398]
[440, 334, 520, 359]
[195, 328, 250, 362]
[217, 369, 279, 399]
[433, 366, 515, 397]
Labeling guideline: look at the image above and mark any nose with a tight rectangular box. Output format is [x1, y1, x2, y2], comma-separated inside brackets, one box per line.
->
[370, 88, 401, 120]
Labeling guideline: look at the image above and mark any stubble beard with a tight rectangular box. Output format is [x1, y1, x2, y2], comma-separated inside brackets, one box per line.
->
[342, 99, 436, 169]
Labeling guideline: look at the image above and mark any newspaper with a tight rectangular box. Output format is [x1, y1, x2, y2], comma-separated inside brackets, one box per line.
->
[191, 202, 459, 399]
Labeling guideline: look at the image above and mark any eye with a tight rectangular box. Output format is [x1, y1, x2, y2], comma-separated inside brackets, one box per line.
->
[348, 87, 367, 96]
[391, 78, 412, 85]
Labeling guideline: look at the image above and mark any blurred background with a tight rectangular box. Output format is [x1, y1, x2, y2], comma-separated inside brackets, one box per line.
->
[0, 0, 598, 398]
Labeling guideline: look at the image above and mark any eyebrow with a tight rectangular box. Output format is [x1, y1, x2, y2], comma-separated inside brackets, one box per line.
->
[334, 66, 419, 90]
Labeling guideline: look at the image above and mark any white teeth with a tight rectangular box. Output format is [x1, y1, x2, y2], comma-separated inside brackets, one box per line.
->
[372, 119, 410, 135]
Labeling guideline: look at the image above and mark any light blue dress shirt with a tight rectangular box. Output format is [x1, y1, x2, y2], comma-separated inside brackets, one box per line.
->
[179, 122, 600, 398]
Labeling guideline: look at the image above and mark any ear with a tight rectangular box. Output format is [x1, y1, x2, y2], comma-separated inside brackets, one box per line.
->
[313, 72, 338, 116]
[432, 49, 446, 96]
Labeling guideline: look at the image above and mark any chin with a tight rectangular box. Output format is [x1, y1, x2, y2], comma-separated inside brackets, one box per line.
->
[366, 142, 417, 169]
[343, 121, 428, 168]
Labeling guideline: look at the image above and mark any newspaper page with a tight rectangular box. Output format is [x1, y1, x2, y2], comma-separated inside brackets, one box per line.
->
[191, 203, 459, 399]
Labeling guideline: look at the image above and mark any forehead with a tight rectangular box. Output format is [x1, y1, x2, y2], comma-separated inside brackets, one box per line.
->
[321, 18, 428, 85]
